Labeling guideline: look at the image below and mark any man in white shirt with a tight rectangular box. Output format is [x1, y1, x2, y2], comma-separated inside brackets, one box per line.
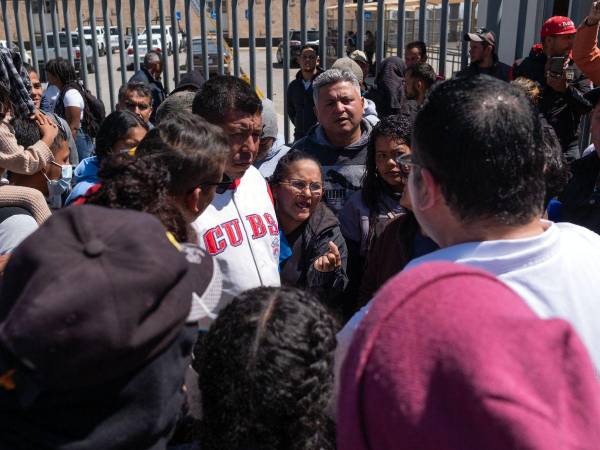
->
[337, 75, 600, 383]
[191, 76, 280, 305]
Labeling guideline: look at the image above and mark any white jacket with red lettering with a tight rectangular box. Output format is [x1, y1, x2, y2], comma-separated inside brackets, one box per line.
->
[191, 165, 281, 310]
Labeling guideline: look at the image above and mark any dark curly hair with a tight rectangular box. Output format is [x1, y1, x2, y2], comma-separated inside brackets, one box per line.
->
[195, 286, 337, 450]
[362, 114, 412, 213]
[86, 154, 191, 242]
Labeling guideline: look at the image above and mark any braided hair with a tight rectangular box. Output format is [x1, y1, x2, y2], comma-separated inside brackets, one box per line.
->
[195, 286, 337, 450]
[362, 114, 412, 214]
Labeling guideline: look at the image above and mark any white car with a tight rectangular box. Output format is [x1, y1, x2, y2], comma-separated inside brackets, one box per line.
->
[109, 26, 120, 53]
[139, 25, 173, 55]
[126, 37, 163, 69]
[35, 32, 94, 75]
[77, 26, 106, 56]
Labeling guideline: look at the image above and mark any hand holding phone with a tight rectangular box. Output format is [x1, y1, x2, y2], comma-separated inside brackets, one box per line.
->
[549, 56, 567, 77]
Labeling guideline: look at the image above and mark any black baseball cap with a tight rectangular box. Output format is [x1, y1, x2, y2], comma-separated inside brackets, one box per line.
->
[0, 205, 213, 394]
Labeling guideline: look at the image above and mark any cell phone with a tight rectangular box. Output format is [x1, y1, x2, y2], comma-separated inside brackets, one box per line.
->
[549, 56, 567, 76]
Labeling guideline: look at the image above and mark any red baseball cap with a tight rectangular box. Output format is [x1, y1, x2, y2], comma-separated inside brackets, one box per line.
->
[541, 16, 576, 38]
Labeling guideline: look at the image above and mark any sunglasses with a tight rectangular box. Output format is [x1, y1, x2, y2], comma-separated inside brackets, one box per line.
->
[202, 174, 233, 194]
[395, 153, 419, 168]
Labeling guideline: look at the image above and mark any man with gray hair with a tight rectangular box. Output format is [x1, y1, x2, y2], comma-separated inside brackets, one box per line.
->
[128, 51, 166, 123]
[116, 81, 154, 126]
[291, 68, 371, 215]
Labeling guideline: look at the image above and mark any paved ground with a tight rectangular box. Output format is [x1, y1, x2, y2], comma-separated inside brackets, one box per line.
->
[82, 47, 296, 140]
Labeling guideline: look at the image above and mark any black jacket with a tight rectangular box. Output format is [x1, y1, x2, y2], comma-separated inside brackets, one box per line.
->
[513, 51, 592, 161]
[455, 59, 512, 82]
[560, 150, 600, 234]
[287, 67, 323, 142]
[280, 202, 348, 312]
[129, 67, 166, 124]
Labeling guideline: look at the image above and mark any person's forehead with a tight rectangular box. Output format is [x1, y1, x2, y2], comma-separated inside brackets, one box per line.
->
[126, 89, 151, 101]
[407, 47, 421, 55]
[301, 48, 317, 57]
[222, 110, 262, 128]
[320, 81, 359, 97]
[29, 71, 40, 81]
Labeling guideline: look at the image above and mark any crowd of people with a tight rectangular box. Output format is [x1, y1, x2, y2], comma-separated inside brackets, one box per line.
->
[2, 5, 600, 450]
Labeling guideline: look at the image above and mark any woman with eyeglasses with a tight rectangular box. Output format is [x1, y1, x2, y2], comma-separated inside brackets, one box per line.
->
[271, 151, 348, 315]
[338, 115, 412, 315]
[66, 110, 149, 205]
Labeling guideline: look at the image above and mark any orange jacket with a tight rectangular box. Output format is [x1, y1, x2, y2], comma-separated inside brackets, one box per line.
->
[573, 21, 600, 84]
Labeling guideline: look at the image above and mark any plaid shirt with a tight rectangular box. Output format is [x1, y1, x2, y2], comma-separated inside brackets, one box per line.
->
[0, 47, 34, 118]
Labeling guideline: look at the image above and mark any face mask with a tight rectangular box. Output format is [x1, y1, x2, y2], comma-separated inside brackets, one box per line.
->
[44, 164, 73, 209]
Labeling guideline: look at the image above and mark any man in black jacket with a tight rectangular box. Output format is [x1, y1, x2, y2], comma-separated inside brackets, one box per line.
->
[129, 51, 166, 124]
[513, 16, 592, 161]
[560, 87, 600, 233]
[287, 45, 323, 142]
[456, 28, 512, 81]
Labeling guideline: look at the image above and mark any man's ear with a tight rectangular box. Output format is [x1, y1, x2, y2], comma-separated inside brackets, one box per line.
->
[185, 188, 202, 215]
[411, 167, 440, 212]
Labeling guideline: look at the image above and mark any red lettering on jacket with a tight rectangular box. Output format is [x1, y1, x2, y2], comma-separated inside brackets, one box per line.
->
[204, 226, 227, 255]
[221, 219, 243, 247]
[264, 212, 279, 236]
[246, 214, 267, 239]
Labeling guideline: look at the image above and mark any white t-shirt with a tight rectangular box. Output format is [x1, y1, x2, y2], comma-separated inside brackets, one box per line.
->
[63, 88, 85, 121]
[336, 220, 600, 382]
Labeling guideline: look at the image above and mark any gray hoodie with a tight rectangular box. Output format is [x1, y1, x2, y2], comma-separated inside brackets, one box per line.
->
[291, 119, 373, 215]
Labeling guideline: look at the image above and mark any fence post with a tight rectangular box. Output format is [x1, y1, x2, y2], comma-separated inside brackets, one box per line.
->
[337, 0, 344, 57]
[397, 0, 405, 57]
[215, 0, 224, 75]
[101, 0, 115, 110]
[232, 0, 239, 76]
[376, 0, 384, 69]
[283, 0, 290, 143]
[75, 0, 88, 88]
[158, 0, 171, 92]
[249, 0, 256, 87]
[265, 0, 272, 98]
[87, 0, 102, 99]
[199, 0, 209, 79]
[461, 0, 472, 68]
[439, 0, 449, 77]
[116, 0, 127, 86]
[26, 0, 39, 73]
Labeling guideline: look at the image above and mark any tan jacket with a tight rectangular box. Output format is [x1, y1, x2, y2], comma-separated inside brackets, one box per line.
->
[573, 21, 600, 85]
[0, 114, 53, 175]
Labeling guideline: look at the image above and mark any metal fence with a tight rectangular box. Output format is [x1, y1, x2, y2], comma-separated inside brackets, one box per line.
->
[1, 0, 476, 142]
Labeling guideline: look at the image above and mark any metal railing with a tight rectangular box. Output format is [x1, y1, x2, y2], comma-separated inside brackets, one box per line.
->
[0, 0, 477, 142]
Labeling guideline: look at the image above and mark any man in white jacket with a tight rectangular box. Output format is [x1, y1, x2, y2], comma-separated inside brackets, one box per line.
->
[192, 76, 280, 309]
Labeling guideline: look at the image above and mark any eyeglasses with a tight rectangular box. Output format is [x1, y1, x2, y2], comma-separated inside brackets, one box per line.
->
[202, 174, 233, 195]
[395, 153, 420, 168]
[280, 179, 323, 194]
[124, 100, 150, 111]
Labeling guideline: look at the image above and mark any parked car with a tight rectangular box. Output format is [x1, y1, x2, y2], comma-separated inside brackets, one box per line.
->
[139, 25, 176, 55]
[34, 32, 94, 79]
[108, 26, 120, 53]
[124, 26, 144, 48]
[126, 37, 163, 70]
[188, 36, 231, 75]
[0, 40, 32, 65]
[77, 26, 106, 56]
[276, 29, 319, 66]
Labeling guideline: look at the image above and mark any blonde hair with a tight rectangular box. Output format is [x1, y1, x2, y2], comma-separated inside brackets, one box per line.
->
[511, 77, 542, 105]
